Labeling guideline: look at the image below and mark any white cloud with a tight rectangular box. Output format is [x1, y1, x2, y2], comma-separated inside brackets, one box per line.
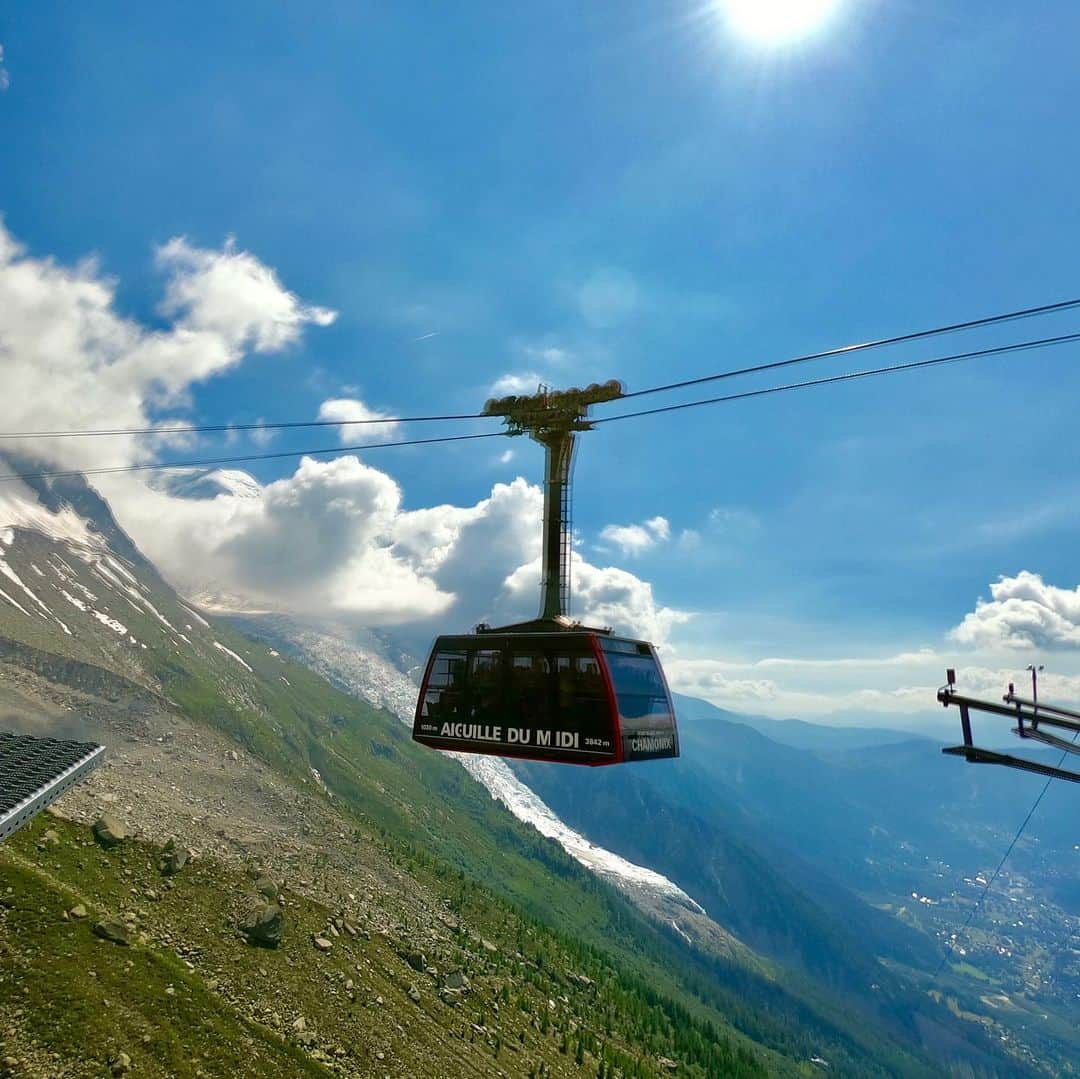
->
[500, 553, 689, 647]
[951, 571, 1080, 650]
[0, 222, 337, 472]
[100, 458, 452, 624]
[317, 398, 401, 444]
[156, 236, 336, 353]
[489, 372, 543, 398]
[0, 222, 686, 642]
[0, 44, 10, 91]
[598, 516, 670, 556]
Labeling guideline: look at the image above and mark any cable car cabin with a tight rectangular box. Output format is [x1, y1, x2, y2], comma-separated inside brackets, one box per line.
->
[413, 629, 679, 766]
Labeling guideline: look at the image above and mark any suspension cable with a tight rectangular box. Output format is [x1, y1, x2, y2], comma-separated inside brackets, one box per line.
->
[595, 332, 1080, 426]
[618, 296, 1080, 401]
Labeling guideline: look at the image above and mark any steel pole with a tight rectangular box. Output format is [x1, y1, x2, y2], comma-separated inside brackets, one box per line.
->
[537, 429, 575, 621]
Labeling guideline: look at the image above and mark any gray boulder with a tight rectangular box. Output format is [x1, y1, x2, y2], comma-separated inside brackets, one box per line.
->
[92, 815, 127, 849]
[400, 949, 427, 972]
[240, 902, 284, 948]
[254, 875, 278, 899]
[160, 839, 189, 876]
[93, 920, 130, 946]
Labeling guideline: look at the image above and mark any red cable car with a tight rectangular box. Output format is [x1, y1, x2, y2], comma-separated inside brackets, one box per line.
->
[413, 621, 679, 766]
[412, 381, 679, 766]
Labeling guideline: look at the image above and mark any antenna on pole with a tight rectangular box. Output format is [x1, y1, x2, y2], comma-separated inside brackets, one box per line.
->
[483, 380, 623, 624]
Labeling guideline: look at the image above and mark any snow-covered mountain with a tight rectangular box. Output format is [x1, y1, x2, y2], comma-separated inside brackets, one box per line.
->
[0, 465, 720, 945]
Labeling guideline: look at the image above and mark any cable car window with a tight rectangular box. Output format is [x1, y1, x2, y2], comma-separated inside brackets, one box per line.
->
[469, 649, 503, 724]
[422, 650, 467, 723]
[603, 651, 671, 724]
[554, 653, 610, 741]
[509, 652, 551, 726]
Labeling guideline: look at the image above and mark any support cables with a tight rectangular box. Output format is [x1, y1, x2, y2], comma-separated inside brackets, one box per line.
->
[618, 295, 1080, 402]
[2, 294, 1079, 441]
[0, 410, 489, 441]
[0, 431, 505, 485]
[594, 331, 1080, 427]
[4, 330, 1080, 485]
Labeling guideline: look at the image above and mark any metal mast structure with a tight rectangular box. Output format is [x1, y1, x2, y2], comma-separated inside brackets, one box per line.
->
[483, 380, 623, 625]
[938, 668, 1080, 783]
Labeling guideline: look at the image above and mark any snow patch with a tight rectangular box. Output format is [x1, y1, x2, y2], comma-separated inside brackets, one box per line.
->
[0, 586, 31, 616]
[0, 528, 12, 545]
[29, 563, 45, 577]
[59, 589, 88, 612]
[179, 602, 211, 628]
[0, 558, 51, 616]
[91, 610, 127, 635]
[213, 640, 253, 672]
[461, 754, 705, 910]
[670, 920, 692, 945]
[0, 485, 100, 549]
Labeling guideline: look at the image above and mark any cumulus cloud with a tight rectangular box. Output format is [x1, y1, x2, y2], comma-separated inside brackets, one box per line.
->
[101, 458, 452, 623]
[598, 516, 670, 556]
[1, 221, 684, 640]
[501, 553, 688, 647]
[0, 222, 337, 472]
[489, 372, 543, 397]
[317, 398, 401, 443]
[951, 571, 1080, 650]
[156, 236, 336, 353]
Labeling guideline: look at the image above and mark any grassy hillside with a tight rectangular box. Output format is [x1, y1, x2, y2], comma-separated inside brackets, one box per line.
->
[0, 813, 766, 1079]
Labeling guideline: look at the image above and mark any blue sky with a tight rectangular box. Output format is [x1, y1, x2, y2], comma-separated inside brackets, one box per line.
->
[4, 1, 1080, 720]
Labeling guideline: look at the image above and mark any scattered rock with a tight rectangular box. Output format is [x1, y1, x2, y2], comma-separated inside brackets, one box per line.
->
[92, 815, 127, 849]
[407, 984, 421, 1004]
[443, 970, 470, 991]
[292, 1016, 307, 1033]
[110, 1051, 132, 1075]
[400, 949, 427, 972]
[93, 920, 130, 946]
[160, 840, 189, 876]
[240, 902, 284, 949]
[41, 828, 61, 847]
[480, 938, 498, 954]
[254, 876, 278, 900]
[312, 936, 334, 953]
[69, 904, 88, 920]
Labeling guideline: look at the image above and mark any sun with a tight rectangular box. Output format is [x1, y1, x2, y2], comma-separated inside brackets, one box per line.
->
[720, 0, 842, 44]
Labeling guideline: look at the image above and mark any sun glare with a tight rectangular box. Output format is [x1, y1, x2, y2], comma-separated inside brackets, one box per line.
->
[720, 0, 841, 44]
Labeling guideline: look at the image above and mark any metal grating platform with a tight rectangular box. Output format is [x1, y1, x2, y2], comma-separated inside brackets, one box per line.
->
[0, 731, 105, 843]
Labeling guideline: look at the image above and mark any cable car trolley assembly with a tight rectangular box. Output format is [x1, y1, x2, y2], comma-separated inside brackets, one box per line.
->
[412, 381, 680, 767]
[938, 668, 1080, 784]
